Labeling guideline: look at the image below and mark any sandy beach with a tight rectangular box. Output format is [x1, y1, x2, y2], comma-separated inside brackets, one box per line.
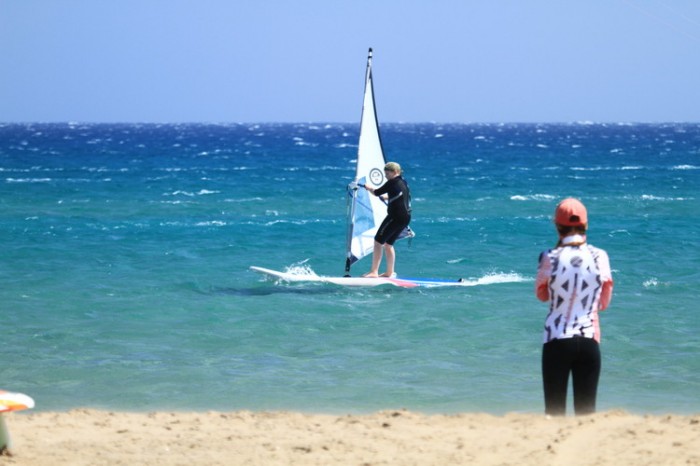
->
[1, 409, 698, 465]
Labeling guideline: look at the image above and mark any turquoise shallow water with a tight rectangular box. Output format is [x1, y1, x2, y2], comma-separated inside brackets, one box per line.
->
[1, 122, 698, 414]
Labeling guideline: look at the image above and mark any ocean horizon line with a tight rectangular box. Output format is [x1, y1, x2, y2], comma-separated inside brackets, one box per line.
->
[2, 120, 700, 126]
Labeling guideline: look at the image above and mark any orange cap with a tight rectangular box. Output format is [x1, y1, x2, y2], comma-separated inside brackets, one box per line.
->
[554, 198, 587, 226]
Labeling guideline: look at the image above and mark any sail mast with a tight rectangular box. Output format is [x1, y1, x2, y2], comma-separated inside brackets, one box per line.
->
[345, 48, 388, 275]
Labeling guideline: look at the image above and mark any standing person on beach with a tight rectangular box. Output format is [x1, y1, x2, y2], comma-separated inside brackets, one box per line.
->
[535, 198, 614, 416]
[363, 162, 412, 278]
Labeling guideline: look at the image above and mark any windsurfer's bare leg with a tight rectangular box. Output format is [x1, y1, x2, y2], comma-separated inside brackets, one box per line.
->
[363, 241, 383, 277]
[380, 244, 396, 277]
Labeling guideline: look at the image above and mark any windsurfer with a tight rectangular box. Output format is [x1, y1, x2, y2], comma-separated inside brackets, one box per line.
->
[362, 162, 412, 278]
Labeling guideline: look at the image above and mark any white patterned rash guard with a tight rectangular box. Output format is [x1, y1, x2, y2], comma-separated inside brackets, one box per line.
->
[536, 236, 613, 344]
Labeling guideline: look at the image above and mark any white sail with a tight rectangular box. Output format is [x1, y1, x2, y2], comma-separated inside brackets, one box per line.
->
[345, 48, 413, 275]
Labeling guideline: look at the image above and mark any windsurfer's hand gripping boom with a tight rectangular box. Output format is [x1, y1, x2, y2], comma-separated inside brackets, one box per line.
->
[347, 180, 387, 203]
[347, 180, 373, 192]
[362, 183, 388, 202]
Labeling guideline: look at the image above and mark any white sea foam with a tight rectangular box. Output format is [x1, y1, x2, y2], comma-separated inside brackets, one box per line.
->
[5, 177, 52, 183]
[510, 194, 556, 201]
[456, 272, 531, 287]
[225, 197, 264, 203]
[165, 189, 219, 197]
[643, 278, 659, 288]
[284, 261, 318, 277]
[161, 200, 189, 205]
[476, 272, 531, 285]
[446, 258, 467, 264]
[639, 194, 690, 201]
[195, 221, 226, 227]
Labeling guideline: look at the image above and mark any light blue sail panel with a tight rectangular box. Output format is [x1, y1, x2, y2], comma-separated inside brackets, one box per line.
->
[353, 181, 375, 239]
[347, 177, 377, 266]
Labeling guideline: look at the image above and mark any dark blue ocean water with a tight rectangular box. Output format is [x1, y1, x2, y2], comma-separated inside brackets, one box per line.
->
[1, 122, 698, 415]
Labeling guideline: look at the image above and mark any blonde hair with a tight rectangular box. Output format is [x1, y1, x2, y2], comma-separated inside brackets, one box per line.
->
[384, 162, 401, 174]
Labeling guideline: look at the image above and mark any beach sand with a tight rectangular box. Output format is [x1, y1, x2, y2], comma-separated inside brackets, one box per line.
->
[2, 409, 699, 465]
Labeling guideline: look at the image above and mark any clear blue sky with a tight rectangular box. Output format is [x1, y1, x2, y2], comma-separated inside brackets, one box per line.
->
[2, 1, 699, 123]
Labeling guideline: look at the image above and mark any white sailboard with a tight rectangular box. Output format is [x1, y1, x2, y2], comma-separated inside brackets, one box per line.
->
[250, 266, 527, 289]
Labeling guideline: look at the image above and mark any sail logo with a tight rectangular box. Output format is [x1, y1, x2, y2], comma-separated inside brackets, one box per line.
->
[369, 168, 384, 186]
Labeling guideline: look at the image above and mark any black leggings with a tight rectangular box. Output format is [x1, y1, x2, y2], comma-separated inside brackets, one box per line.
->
[542, 337, 601, 416]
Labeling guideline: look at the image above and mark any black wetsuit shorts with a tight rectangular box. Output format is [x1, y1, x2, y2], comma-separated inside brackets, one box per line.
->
[375, 214, 411, 245]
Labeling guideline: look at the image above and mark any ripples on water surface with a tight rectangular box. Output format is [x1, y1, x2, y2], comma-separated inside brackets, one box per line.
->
[1, 123, 698, 414]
